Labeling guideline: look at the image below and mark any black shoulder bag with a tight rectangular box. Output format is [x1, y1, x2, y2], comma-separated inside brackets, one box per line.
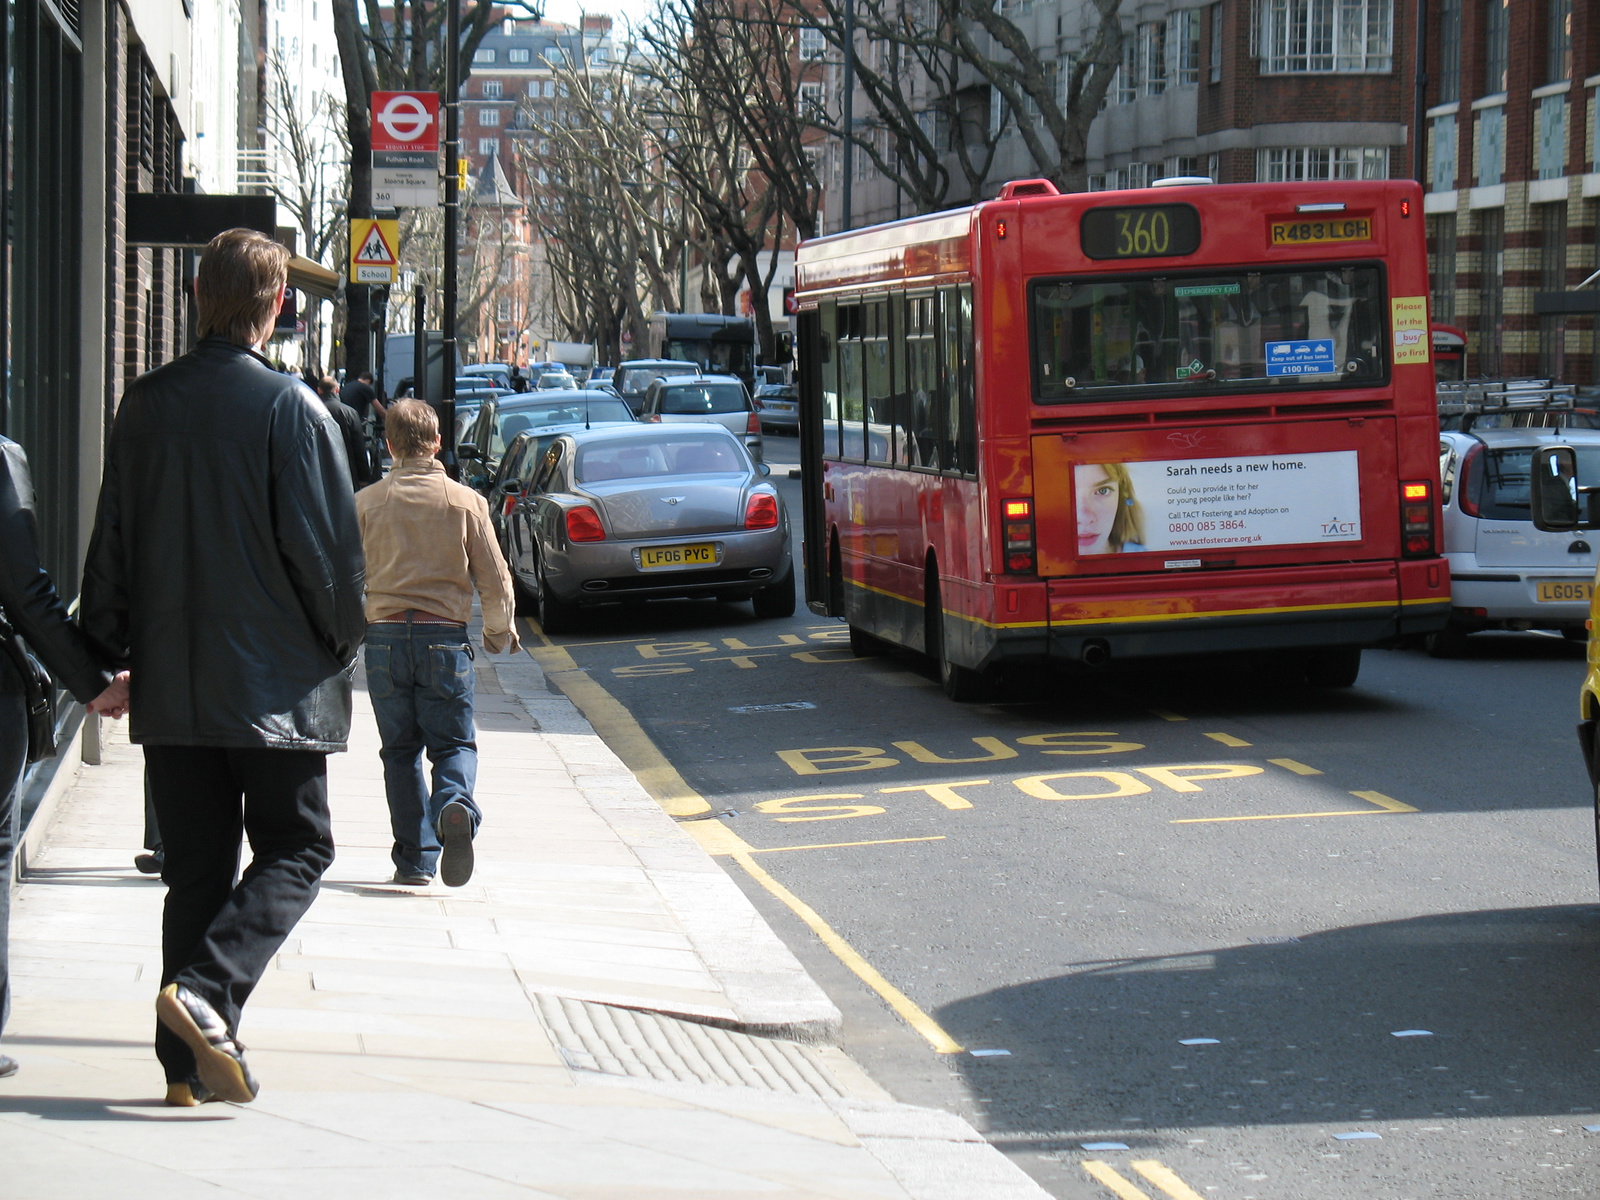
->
[0, 609, 56, 763]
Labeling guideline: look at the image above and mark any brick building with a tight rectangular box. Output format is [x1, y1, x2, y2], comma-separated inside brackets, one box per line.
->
[1422, 0, 1598, 382]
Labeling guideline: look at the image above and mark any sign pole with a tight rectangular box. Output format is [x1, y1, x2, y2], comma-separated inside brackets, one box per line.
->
[440, 1, 461, 478]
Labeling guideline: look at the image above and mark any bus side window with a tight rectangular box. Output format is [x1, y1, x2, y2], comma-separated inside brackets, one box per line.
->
[955, 285, 977, 477]
[819, 302, 841, 458]
[938, 286, 960, 474]
[907, 294, 938, 469]
[864, 300, 894, 465]
[838, 305, 864, 462]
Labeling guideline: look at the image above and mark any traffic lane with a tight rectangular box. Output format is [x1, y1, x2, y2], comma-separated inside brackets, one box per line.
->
[567, 624, 1592, 821]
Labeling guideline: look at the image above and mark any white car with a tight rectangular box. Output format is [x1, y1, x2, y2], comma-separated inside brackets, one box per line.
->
[1434, 426, 1600, 654]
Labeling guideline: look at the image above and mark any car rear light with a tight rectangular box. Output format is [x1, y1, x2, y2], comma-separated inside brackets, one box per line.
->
[1457, 443, 1483, 516]
[1400, 479, 1434, 557]
[566, 505, 606, 542]
[502, 496, 517, 518]
[1002, 497, 1035, 574]
[746, 412, 761, 435]
[745, 492, 779, 530]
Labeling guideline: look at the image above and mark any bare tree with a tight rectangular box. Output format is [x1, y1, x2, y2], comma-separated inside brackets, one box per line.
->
[260, 54, 351, 371]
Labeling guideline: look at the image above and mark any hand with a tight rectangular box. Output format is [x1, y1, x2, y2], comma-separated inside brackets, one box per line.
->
[88, 671, 130, 719]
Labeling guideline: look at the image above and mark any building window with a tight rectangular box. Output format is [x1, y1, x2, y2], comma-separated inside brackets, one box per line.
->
[1436, 0, 1460, 102]
[1259, 0, 1393, 74]
[799, 26, 825, 59]
[799, 81, 825, 121]
[1483, 0, 1507, 94]
[1088, 173, 1107, 190]
[1257, 145, 1389, 180]
[483, 80, 503, 98]
[473, 48, 496, 64]
[1547, 0, 1572, 84]
[480, 107, 501, 127]
[1137, 22, 1166, 95]
[544, 79, 556, 97]
[1477, 104, 1503, 186]
[1477, 208, 1504, 376]
[1209, 2, 1223, 81]
[1166, 155, 1204, 177]
[1538, 202, 1568, 377]
[509, 47, 532, 63]
[478, 137, 498, 155]
[1537, 95, 1567, 179]
[916, 108, 949, 151]
[1430, 113, 1456, 190]
[1429, 213, 1457, 324]
[543, 46, 565, 66]
[498, 297, 513, 322]
[1167, 10, 1201, 85]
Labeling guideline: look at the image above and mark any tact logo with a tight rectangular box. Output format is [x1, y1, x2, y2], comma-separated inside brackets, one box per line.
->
[1320, 517, 1358, 536]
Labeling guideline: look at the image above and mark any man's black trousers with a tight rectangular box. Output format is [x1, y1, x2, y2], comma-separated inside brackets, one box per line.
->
[145, 746, 334, 1083]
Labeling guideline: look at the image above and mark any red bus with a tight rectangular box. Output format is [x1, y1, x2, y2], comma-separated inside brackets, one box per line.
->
[791, 178, 1450, 700]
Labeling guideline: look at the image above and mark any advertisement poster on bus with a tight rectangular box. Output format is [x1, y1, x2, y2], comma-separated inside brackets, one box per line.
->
[1074, 451, 1361, 555]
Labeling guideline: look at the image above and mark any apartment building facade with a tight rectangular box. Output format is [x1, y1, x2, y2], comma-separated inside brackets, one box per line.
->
[1422, 0, 1597, 383]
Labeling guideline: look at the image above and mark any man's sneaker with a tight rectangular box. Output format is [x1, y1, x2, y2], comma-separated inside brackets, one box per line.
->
[155, 983, 258, 1103]
[437, 801, 475, 887]
[391, 869, 432, 886]
[164, 1075, 216, 1107]
[0, 1054, 17, 1079]
[134, 851, 163, 875]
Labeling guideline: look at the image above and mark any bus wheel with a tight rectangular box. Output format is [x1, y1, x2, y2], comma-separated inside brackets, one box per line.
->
[1306, 646, 1361, 688]
[925, 573, 991, 702]
[752, 569, 796, 619]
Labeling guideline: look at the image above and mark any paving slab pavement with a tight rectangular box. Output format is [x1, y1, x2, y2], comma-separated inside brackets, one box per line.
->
[0, 647, 1049, 1199]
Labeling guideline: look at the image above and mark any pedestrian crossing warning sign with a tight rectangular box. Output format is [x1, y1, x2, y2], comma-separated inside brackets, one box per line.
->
[349, 218, 399, 284]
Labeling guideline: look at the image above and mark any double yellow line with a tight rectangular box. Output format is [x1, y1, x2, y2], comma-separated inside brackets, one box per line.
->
[524, 632, 964, 1055]
[1083, 1158, 1207, 1200]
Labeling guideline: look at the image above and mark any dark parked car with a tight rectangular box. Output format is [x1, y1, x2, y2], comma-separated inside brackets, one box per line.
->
[502, 423, 794, 632]
[458, 391, 636, 493]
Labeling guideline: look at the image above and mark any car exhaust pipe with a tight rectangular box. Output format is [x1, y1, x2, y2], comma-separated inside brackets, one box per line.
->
[1080, 639, 1110, 668]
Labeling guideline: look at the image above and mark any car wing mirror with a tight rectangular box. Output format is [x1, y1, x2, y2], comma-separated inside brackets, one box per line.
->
[499, 479, 522, 496]
[1529, 445, 1600, 531]
[458, 442, 479, 460]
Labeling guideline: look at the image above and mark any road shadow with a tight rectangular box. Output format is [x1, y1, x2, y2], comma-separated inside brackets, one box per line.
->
[0, 1093, 233, 1121]
[936, 905, 1600, 1146]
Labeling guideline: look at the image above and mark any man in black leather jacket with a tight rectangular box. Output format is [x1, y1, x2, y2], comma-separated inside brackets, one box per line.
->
[82, 228, 365, 1106]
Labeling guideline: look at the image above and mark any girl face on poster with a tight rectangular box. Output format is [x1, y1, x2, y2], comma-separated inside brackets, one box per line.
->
[1075, 463, 1145, 555]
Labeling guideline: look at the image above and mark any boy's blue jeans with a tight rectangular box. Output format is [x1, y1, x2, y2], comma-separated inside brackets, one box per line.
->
[364, 619, 480, 877]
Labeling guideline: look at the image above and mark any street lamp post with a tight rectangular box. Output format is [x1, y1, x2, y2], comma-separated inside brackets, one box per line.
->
[440, 0, 461, 478]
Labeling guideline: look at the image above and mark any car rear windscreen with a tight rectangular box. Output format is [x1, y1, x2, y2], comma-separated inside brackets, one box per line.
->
[660, 384, 747, 415]
[1466, 445, 1600, 520]
[576, 435, 746, 482]
[492, 398, 632, 452]
[619, 366, 696, 394]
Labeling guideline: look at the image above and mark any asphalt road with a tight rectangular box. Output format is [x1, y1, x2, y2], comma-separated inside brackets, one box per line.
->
[525, 431, 1600, 1200]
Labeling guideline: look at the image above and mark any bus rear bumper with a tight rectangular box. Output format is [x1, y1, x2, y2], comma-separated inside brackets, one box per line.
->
[1036, 563, 1449, 665]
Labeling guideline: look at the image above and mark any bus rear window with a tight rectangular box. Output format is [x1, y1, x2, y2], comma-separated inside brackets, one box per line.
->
[1031, 265, 1386, 402]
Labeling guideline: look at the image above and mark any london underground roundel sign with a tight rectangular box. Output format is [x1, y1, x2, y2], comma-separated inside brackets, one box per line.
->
[371, 91, 441, 153]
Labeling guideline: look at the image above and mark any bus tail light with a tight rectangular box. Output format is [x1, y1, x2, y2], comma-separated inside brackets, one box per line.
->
[1401, 480, 1435, 556]
[566, 505, 606, 542]
[745, 492, 780, 529]
[747, 412, 761, 434]
[1002, 497, 1035, 574]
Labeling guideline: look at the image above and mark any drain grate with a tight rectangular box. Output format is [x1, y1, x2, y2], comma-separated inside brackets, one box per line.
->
[534, 994, 847, 1098]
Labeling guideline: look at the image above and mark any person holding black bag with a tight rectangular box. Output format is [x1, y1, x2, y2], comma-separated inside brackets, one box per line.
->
[0, 436, 128, 1081]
